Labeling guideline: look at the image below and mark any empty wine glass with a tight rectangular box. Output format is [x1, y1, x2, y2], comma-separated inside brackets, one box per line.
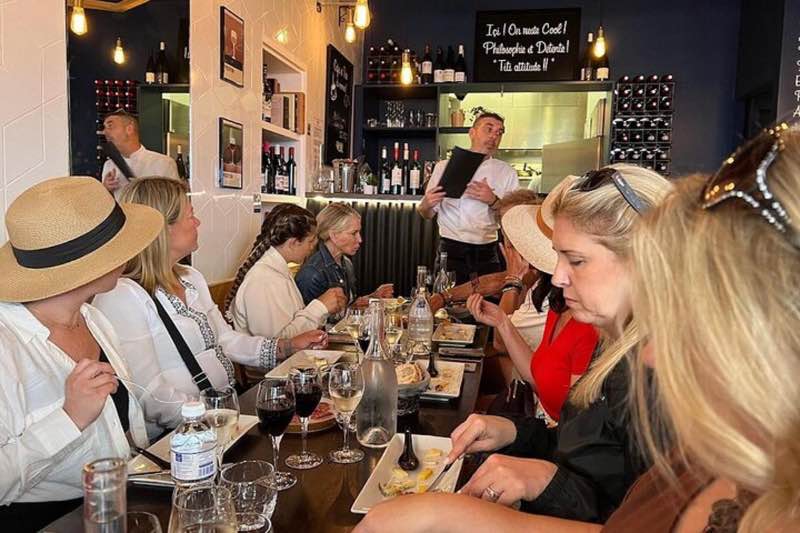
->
[285, 367, 324, 470]
[219, 461, 277, 531]
[169, 486, 238, 533]
[256, 378, 297, 491]
[328, 362, 365, 463]
[200, 386, 240, 468]
[126, 511, 162, 533]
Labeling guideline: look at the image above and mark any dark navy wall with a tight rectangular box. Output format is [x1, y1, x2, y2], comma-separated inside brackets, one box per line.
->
[67, 0, 189, 176]
[364, 0, 743, 176]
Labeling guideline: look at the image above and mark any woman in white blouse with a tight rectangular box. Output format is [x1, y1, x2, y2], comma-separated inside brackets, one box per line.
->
[93, 177, 326, 437]
[0, 177, 162, 530]
[226, 204, 347, 338]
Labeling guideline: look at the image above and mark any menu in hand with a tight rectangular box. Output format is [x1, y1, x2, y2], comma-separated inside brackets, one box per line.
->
[439, 147, 486, 198]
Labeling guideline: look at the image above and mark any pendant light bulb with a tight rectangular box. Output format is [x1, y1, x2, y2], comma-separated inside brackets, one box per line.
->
[344, 22, 357, 44]
[275, 28, 289, 44]
[113, 38, 126, 64]
[70, 0, 88, 35]
[593, 26, 606, 58]
[400, 50, 413, 86]
[353, 0, 371, 29]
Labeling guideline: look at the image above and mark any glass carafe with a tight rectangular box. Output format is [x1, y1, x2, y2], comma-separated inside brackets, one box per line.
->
[355, 299, 398, 448]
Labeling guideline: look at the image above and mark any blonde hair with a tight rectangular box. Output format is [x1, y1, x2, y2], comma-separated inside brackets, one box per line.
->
[497, 188, 541, 215]
[632, 157, 800, 530]
[119, 176, 189, 294]
[550, 164, 673, 408]
[316, 203, 360, 242]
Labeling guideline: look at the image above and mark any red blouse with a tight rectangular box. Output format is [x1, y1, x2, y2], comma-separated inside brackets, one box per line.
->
[530, 310, 598, 421]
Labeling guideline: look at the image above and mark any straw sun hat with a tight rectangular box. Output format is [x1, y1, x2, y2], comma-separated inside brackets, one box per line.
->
[0, 176, 163, 302]
[501, 176, 577, 275]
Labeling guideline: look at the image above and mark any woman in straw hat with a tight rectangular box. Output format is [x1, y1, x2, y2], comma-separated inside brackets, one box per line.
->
[93, 177, 326, 437]
[0, 176, 162, 530]
[355, 164, 672, 532]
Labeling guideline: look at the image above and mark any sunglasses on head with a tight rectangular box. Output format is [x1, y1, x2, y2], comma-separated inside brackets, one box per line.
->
[701, 122, 800, 249]
[577, 167, 649, 215]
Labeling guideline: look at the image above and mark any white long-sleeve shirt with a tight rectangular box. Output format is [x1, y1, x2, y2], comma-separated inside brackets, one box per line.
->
[231, 247, 329, 338]
[101, 144, 179, 200]
[0, 302, 148, 505]
[93, 266, 278, 437]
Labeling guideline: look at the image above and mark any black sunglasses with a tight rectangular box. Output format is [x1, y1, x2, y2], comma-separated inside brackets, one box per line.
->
[577, 167, 649, 215]
[701, 122, 800, 249]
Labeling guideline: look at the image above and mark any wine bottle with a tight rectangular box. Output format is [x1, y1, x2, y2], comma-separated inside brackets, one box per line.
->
[390, 142, 402, 195]
[287, 147, 297, 195]
[433, 47, 445, 83]
[409, 149, 422, 195]
[380, 146, 391, 194]
[443, 45, 455, 83]
[401, 143, 410, 195]
[261, 142, 272, 193]
[454, 44, 467, 83]
[145, 49, 156, 84]
[579, 33, 594, 81]
[276, 146, 288, 194]
[421, 44, 433, 84]
[175, 145, 187, 179]
[595, 51, 609, 81]
[156, 42, 169, 84]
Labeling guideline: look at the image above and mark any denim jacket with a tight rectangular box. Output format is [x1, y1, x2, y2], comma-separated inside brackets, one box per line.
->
[295, 243, 358, 306]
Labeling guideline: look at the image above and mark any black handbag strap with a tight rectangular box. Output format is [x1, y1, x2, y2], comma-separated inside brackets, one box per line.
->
[150, 292, 213, 392]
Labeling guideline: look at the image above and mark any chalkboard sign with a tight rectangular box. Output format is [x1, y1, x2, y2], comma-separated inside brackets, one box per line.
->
[474, 9, 581, 82]
[323, 44, 354, 164]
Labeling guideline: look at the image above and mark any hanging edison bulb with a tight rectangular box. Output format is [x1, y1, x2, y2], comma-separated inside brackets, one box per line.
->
[70, 0, 88, 35]
[113, 38, 126, 64]
[593, 26, 606, 58]
[353, 0, 371, 29]
[344, 21, 357, 44]
[400, 49, 413, 86]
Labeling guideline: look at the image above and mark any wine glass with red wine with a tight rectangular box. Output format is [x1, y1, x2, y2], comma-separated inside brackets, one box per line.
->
[256, 377, 297, 491]
[285, 366, 324, 470]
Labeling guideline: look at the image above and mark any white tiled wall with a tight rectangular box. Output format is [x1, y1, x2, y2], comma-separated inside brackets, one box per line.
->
[190, 0, 363, 283]
[0, 0, 70, 242]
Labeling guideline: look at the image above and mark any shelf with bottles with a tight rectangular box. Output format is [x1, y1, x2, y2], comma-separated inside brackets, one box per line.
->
[306, 192, 423, 202]
[259, 193, 307, 207]
[260, 133, 300, 197]
[362, 126, 437, 137]
[366, 39, 468, 86]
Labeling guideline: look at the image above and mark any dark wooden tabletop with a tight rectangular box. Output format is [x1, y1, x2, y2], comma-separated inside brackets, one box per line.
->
[44, 358, 483, 533]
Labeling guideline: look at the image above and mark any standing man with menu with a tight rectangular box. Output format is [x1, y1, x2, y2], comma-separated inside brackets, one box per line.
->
[417, 112, 519, 284]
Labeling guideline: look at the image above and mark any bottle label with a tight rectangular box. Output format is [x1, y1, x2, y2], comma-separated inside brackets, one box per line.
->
[391, 168, 402, 187]
[410, 169, 421, 189]
[443, 69, 455, 82]
[171, 448, 217, 481]
[276, 173, 289, 192]
[422, 61, 432, 74]
[146, 72, 155, 84]
[382, 177, 390, 192]
[596, 67, 609, 80]
[454, 72, 465, 83]
[433, 70, 444, 83]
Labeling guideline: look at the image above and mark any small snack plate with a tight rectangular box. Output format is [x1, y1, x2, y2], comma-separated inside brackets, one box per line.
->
[128, 414, 259, 475]
[351, 433, 463, 514]
[419, 360, 465, 399]
[432, 323, 477, 345]
[266, 349, 345, 379]
[286, 399, 337, 434]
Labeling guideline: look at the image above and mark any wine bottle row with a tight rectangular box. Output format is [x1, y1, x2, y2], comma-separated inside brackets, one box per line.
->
[373, 142, 424, 195]
[366, 39, 467, 85]
[261, 143, 297, 195]
[144, 41, 182, 85]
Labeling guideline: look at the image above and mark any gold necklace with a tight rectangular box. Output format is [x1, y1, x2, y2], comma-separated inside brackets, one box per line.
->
[28, 308, 83, 331]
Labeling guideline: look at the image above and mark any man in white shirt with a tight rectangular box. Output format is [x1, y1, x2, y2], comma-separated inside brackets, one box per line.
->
[417, 112, 519, 284]
[101, 109, 179, 198]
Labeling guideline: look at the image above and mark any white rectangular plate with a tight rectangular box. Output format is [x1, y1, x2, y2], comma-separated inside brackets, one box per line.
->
[351, 433, 463, 514]
[127, 414, 259, 475]
[432, 323, 477, 345]
[265, 349, 345, 379]
[420, 360, 465, 399]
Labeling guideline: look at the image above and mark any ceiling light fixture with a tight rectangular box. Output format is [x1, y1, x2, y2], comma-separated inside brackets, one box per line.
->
[70, 0, 88, 35]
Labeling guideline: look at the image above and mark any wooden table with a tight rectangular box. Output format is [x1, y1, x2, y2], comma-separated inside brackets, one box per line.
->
[44, 359, 483, 532]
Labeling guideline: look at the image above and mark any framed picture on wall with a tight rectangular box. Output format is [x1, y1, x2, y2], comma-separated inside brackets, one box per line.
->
[220, 6, 244, 87]
[219, 117, 243, 189]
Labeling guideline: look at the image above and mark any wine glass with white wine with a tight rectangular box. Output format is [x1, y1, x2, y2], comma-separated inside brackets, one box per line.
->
[201, 386, 240, 469]
[328, 362, 365, 463]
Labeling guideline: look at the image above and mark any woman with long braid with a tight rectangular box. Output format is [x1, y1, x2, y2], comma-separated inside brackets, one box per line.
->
[227, 204, 347, 338]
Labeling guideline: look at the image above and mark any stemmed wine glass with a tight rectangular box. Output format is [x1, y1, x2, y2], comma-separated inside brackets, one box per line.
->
[328, 362, 365, 463]
[344, 308, 369, 357]
[256, 378, 297, 491]
[169, 485, 238, 533]
[285, 367, 324, 470]
[200, 386, 240, 469]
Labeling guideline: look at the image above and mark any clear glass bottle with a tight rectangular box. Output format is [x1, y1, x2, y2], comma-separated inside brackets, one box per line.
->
[408, 267, 434, 352]
[83, 458, 127, 533]
[356, 299, 398, 448]
[170, 400, 218, 488]
[432, 251, 449, 294]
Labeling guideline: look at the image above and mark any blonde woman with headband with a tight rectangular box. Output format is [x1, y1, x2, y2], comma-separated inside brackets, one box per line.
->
[295, 202, 393, 308]
[93, 177, 325, 437]
[355, 165, 673, 532]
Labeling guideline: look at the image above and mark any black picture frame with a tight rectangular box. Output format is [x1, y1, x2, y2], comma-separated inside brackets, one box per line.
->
[220, 6, 244, 87]
[323, 44, 353, 165]
[219, 117, 243, 189]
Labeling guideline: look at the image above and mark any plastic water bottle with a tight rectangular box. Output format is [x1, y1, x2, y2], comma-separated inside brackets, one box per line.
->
[356, 299, 398, 448]
[170, 400, 218, 488]
[408, 267, 434, 352]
